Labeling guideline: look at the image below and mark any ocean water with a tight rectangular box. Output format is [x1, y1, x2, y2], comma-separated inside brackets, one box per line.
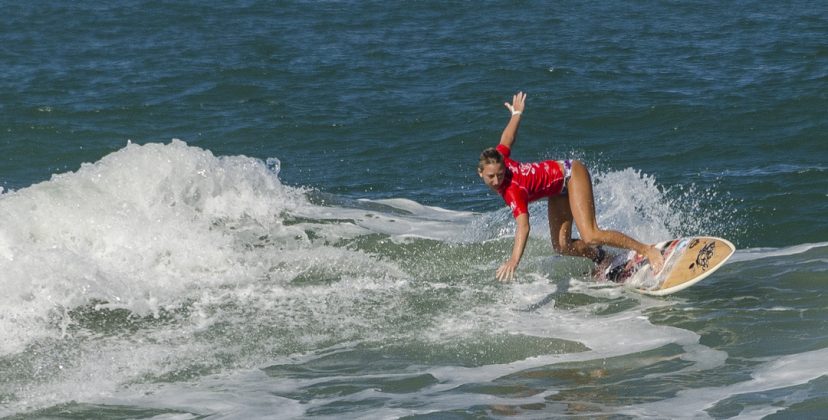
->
[1, 1, 827, 418]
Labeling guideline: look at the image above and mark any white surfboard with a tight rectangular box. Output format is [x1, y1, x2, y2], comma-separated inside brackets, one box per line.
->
[595, 236, 736, 296]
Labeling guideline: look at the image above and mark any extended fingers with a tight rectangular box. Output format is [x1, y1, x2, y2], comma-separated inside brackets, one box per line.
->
[504, 92, 526, 106]
[504, 93, 526, 114]
[513, 92, 526, 111]
[496, 265, 515, 282]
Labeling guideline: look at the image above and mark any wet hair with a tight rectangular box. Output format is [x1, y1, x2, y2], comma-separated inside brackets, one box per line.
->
[478, 147, 503, 172]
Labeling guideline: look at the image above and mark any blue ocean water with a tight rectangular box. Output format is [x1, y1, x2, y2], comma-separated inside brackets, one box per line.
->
[1, 1, 826, 418]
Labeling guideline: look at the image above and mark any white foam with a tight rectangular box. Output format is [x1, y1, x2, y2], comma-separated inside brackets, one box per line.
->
[622, 347, 828, 419]
[83, 297, 718, 419]
[730, 242, 828, 263]
[0, 141, 750, 417]
[299, 197, 479, 242]
[0, 140, 308, 354]
[473, 166, 728, 247]
[713, 163, 827, 177]
[0, 140, 480, 354]
[0, 140, 496, 414]
[25, 368, 306, 420]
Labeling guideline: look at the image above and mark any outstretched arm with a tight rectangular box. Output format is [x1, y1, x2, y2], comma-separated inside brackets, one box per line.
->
[496, 213, 530, 282]
[498, 91, 526, 150]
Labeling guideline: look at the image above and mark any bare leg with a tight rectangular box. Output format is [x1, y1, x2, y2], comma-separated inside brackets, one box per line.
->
[565, 161, 664, 272]
[547, 195, 600, 260]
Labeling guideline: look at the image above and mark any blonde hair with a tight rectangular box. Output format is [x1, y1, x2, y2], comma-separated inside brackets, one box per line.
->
[478, 147, 503, 171]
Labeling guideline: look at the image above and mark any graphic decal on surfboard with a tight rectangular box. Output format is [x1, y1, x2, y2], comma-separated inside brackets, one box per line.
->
[594, 236, 735, 296]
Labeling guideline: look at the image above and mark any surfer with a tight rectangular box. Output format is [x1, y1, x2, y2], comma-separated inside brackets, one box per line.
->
[478, 92, 664, 282]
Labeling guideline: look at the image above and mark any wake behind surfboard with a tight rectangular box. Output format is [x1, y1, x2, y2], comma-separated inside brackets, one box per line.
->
[595, 236, 735, 296]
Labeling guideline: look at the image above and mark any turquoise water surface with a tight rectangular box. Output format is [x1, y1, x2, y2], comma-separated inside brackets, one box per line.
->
[1, 1, 827, 418]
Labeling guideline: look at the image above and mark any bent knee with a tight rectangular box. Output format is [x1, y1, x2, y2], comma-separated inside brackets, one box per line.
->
[579, 230, 603, 247]
[552, 239, 582, 257]
[552, 241, 567, 254]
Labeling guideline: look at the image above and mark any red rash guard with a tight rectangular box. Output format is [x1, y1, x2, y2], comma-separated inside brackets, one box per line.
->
[496, 144, 565, 218]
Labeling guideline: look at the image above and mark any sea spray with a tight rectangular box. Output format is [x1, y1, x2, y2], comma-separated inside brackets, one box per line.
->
[0, 140, 480, 412]
[0, 140, 739, 415]
[469, 165, 736, 249]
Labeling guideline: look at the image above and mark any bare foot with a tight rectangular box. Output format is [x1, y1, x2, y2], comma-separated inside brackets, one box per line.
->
[645, 245, 664, 274]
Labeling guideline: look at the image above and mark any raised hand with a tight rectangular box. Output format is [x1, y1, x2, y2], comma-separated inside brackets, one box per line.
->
[504, 91, 526, 116]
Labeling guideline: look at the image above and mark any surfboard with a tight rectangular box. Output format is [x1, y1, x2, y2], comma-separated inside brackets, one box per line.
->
[595, 236, 735, 296]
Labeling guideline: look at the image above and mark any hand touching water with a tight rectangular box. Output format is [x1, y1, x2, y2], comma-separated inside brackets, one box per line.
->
[496, 259, 519, 282]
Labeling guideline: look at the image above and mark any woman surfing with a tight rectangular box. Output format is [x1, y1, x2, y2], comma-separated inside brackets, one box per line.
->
[478, 92, 664, 282]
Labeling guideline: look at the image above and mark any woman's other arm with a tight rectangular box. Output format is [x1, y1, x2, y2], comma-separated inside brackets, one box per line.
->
[498, 91, 526, 150]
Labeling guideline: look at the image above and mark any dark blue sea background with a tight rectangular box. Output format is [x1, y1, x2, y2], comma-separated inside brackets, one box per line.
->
[1, 1, 826, 418]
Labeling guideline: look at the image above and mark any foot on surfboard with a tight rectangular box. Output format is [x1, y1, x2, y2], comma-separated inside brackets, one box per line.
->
[596, 237, 736, 296]
[645, 245, 664, 274]
[590, 247, 615, 276]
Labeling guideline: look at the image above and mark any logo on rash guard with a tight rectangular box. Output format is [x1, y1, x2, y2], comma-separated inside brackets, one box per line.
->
[518, 163, 537, 176]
